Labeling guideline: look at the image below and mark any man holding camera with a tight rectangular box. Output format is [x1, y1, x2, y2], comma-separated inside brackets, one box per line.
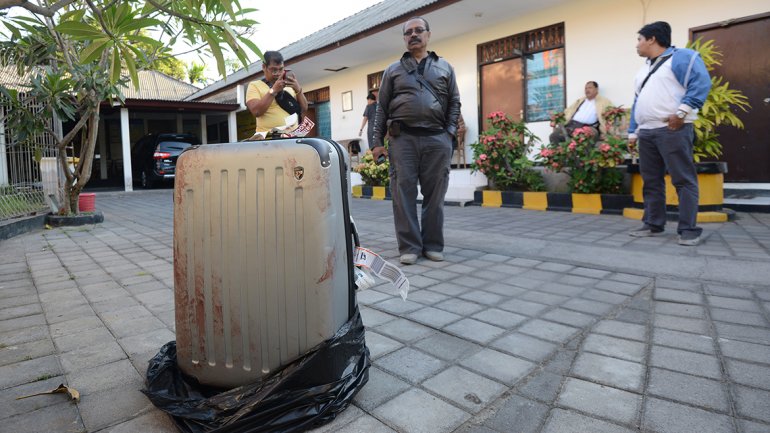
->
[372, 16, 461, 265]
[246, 50, 308, 133]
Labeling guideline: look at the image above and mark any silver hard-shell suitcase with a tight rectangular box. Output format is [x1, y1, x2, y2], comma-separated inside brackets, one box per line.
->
[173, 138, 355, 388]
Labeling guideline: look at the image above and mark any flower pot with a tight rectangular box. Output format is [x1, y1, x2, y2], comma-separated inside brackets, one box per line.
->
[78, 193, 96, 212]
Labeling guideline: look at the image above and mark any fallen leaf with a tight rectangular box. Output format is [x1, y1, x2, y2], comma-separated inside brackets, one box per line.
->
[16, 384, 80, 402]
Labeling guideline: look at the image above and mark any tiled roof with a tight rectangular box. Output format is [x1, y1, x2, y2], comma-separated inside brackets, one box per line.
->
[0, 66, 199, 101]
[187, 0, 440, 100]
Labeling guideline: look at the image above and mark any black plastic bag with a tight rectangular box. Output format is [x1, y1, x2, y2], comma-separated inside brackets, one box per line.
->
[143, 308, 370, 433]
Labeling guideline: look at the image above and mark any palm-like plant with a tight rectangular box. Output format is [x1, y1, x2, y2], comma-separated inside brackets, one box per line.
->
[687, 38, 751, 162]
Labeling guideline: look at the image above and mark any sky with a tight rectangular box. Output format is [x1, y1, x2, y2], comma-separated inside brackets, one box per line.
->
[181, 0, 384, 80]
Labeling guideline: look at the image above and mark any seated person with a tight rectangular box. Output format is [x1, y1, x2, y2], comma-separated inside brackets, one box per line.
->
[549, 81, 612, 144]
[245, 50, 308, 134]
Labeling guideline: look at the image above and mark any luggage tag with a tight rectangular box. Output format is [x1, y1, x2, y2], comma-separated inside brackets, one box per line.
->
[353, 247, 410, 300]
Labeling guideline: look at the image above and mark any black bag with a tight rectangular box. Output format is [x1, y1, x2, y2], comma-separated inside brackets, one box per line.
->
[263, 79, 302, 119]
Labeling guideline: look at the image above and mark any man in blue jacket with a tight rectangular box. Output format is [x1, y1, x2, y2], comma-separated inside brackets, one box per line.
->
[627, 21, 711, 246]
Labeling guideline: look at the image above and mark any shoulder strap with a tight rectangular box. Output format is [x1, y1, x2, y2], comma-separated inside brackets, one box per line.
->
[413, 72, 447, 119]
[638, 54, 672, 94]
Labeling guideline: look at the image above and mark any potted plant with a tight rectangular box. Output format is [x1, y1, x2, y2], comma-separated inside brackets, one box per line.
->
[469, 111, 545, 208]
[625, 38, 749, 222]
[352, 149, 391, 200]
[537, 106, 632, 214]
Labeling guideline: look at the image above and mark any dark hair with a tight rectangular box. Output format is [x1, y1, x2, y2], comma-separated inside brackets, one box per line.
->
[586, 81, 599, 88]
[263, 51, 284, 66]
[638, 21, 671, 48]
[403, 16, 430, 32]
[367, 92, 376, 101]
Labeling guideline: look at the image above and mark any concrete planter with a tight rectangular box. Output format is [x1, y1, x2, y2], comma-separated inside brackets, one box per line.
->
[352, 185, 390, 200]
[46, 211, 105, 227]
[474, 190, 632, 215]
[624, 162, 733, 222]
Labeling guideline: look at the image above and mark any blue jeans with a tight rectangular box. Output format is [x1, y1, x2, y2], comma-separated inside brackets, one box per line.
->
[388, 131, 453, 255]
[638, 124, 702, 236]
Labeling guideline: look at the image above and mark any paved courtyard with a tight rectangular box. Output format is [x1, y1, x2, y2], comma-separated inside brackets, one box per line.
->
[1, 189, 769, 432]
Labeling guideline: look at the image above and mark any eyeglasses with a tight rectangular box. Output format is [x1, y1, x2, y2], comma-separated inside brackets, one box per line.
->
[403, 27, 427, 37]
[266, 66, 284, 74]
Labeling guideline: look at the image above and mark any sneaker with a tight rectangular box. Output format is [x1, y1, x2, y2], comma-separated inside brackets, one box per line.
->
[423, 251, 444, 262]
[678, 232, 701, 246]
[400, 254, 418, 265]
[628, 225, 665, 237]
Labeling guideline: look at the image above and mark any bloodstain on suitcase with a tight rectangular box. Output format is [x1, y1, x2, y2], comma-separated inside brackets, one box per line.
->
[173, 138, 355, 388]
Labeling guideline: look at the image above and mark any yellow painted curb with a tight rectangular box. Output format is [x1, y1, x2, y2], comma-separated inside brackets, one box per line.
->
[352, 185, 363, 198]
[623, 207, 729, 223]
[482, 190, 502, 208]
[572, 194, 602, 215]
[523, 192, 547, 211]
[372, 186, 386, 200]
[630, 173, 724, 206]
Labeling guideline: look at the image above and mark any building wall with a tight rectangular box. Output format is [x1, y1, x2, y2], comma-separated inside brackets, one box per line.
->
[302, 0, 768, 158]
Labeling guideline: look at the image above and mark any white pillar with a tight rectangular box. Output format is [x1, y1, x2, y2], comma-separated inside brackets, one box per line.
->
[200, 114, 208, 144]
[177, 113, 184, 134]
[98, 119, 108, 180]
[120, 108, 133, 191]
[228, 111, 237, 143]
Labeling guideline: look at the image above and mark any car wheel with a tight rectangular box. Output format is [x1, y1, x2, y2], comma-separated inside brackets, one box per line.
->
[141, 170, 155, 189]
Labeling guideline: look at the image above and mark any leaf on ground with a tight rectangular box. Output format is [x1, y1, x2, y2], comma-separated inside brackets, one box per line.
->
[16, 384, 80, 402]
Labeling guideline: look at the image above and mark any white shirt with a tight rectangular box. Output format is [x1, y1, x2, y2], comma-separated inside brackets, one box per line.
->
[571, 98, 598, 125]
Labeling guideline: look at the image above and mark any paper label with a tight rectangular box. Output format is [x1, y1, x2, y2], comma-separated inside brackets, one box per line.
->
[354, 247, 410, 300]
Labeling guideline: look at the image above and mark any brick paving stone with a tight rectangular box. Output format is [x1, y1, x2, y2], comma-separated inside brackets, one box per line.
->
[520, 291, 569, 306]
[362, 331, 402, 359]
[487, 264, 529, 276]
[647, 368, 730, 412]
[572, 352, 644, 392]
[518, 369, 563, 403]
[0, 338, 55, 367]
[593, 320, 647, 341]
[429, 283, 473, 297]
[353, 366, 411, 411]
[582, 289, 629, 305]
[705, 284, 755, 299]
[423, 366, 506, 412]
[714, 322, 770, 345]
[481, 282, 527, 297]
[582, 334, 645, 363]
[0, 303, 42, 321]
[413, 333, 482, 362]
[656, 279, 701, 291]
[719, 339, 770, 365]
[332, 414, 396, 433]
[725, 359, 770, 391]
[471, 308, 526, 328]
[562, 298, 614, 316]
[460, 348, 536, 385]
[655, 314, 710, 334]
[373, 298, 424, 314]
[499, 299, 549, 316]
[710, 308, 768, 326]
[375, 347, 445, 384]
[557, 378, 641, 425]
[0, 355, 62, 389]
[2, 402, 85, 433]
[642, 397, 735, 433]
[360, 307, 397, 327]
[542, 409, 637, 433]
[78, 386, 153, 431]
[654, 288, 703, 305]
[537, 282, 586, 296]
[407, 306, 462, 328]
[740, 419, 770, 433]
[652, 328, 715, 354]
[373, 388, 470, 433]
[614, 308, 649, 325]
[655, 302, 706, 318]
[595, 280, 643, 296]
[491, 332, 558, 363]
[356, 289, 392, 305]
[734, 385, 770, 423]
[459, 290, 505, 306]
[483, 394, 549, 433]
[541, 308, 596, 328]
[404, 275, 441, 289]
[117, 328, 174, 357]
[707, 295, 761, 312]
[518, 319, 580, 344]
[59, 340, 127, 374]
[373, 317, 436, 343]
[96, 409, 177, 433]
[444, 318, 505, 344]
[407, 289, 450, 306]
[0, 376, 68, 419]
[650, 346, 722, 379]
[435, 298, 486, 316]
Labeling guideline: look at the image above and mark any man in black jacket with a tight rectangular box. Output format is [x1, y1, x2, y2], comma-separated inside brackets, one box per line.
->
[372, 16, 461, 265]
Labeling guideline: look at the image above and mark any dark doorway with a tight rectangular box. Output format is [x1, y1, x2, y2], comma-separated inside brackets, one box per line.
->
[692, 13, 770, 182]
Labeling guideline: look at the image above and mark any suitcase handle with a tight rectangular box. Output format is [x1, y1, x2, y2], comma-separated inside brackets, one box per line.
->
[296, 139, 332, 168]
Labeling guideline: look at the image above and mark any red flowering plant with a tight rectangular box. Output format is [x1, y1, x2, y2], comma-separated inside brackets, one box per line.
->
[538, 113, 628, 194]
[470, 111, 545, 191]
[549, 111, 566, 128]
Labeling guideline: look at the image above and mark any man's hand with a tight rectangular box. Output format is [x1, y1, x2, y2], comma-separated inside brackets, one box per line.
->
[284, 74, 302, 94]
[372, 146, 388, 162]
[667, 114, 684, 131]
[628, 137, 637, 147]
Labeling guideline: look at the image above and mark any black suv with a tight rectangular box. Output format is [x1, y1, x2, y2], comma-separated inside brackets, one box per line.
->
[132, 133, 200, 188]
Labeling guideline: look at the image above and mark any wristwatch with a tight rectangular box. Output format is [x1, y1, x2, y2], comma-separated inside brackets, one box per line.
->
[676, 110, 687, 119]
[269, 88, 275, 95]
